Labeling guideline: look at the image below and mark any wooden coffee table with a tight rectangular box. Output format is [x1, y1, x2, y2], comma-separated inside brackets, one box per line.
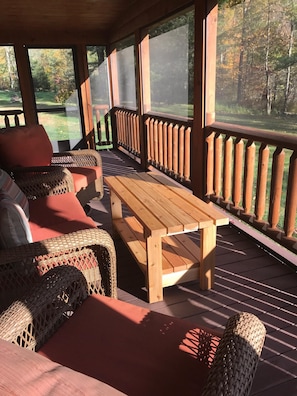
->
[105, 172, 229, 303]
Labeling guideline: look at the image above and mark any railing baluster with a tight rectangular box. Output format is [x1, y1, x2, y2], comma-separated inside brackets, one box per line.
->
[243, 141, 256, 215]
[163, 122, 168, 171]
[167, 123, 173, 173]
[135, 114, 140, 154]
[153, 119, 158, 166]
[255, 144, 270, 222]
[149, 118, 154, 163]
[4, 115, 9, 128]
[121, 110, 125, 146]
[214, 133, 222, 198]
[268, 147, 285, 230]
[129, 112, 132, 149]
[284, 152, 297, 238]
[206, 131, 214, 196]
[115, 110, 120, 143]
[126, 111, 130, 149]
[158, 121, 163, 169]
[178, 125, 185, 179]
[146, 118, 151, 162]
[172, 124, 179, 177]
[223, 136, 233, 203]
[233, 138, 244, 210]
[104, 113, 110, 144]
[132, 113, 136, 152]
[184, 126, 191, 182]
[14, 114, 20, 127]
[95, 107, 102, 144]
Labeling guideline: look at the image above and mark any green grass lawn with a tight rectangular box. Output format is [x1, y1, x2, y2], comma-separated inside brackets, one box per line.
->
[0, 90, 111, 146]
[1, 90, 297, 136]
[150, 102, 297, 136]
[216, 112, 297, 136]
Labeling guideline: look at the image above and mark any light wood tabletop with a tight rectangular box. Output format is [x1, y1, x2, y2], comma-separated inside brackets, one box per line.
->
[105, 172, 229, 303]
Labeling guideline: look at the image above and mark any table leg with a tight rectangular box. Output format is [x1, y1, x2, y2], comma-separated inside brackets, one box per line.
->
[199, 224, 216, 290]
[109, 190, 122, 237]
[146, 235, 163, 303]
[109, 190, 122, 219]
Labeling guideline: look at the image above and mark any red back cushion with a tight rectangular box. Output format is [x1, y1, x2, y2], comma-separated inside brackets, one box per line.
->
[0, 124, 53, 168]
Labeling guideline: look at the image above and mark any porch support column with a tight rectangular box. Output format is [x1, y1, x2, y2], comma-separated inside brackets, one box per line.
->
[75, 45, 95, 149]
[191, 0, 218, 199]
[136, 30, 150, 170]
[14, 44, 38, 126]
[108, 47, 120, 147]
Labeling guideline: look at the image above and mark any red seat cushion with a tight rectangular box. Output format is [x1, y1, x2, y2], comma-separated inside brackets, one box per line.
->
[0, 338, 124, 395]
[38, 295, 221, 396]
[28, 192, 96, 241]
[68, 167, 102, 192]
[0, 124, 53, 168]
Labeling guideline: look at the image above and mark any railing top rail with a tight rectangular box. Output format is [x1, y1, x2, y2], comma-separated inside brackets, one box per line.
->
[145, 111, 193, 127]
[114, 106, 137, 114]
[209, 121, 297, 151]
[0, 109, 23, 116]
[113, 107, 193, 127]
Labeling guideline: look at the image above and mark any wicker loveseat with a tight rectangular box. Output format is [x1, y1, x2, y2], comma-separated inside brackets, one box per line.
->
[0, 166, 117, 312]
[0, 265, 266, 396]
[0, 124, 104, 207]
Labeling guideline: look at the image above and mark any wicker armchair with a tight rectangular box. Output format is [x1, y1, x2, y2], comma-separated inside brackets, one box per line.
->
[0, 124, 104, 206]
[0, 228, 117, 312]
[51, 148, 104, 206]
[0, 265, 265, 396]
[0, 166, 117, 312]
[0, 266, 89, 350]
[202, 312, 266, 396]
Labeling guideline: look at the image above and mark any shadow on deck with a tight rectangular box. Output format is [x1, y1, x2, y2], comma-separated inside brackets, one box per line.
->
[90, 149, 297, 395]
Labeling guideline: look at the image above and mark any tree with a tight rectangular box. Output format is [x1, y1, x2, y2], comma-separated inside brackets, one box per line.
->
[30, 49, 76, 104]
[216, 0, 297, 116]
[281, 0, 297, 113]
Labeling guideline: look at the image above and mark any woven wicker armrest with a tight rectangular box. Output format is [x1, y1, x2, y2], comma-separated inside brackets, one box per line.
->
[12, 166, 74, 198]
[0, 266, 88, 351]
[52, 149, 102, 167]
[202, 312, 266, 396]
[0, 228, 117, 311]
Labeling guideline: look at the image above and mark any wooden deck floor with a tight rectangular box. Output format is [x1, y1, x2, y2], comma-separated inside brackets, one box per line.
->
[90, 149, 297, 395]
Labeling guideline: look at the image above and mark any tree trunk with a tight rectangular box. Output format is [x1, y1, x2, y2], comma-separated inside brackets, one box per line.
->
[5, 47, 15, 90]
[265, 0, 272, 115]
[237, 0, 249, 104]
[283, 20, 294, 114]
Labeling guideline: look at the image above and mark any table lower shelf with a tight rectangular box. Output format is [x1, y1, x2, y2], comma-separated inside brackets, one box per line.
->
[113, 216, 200, 288]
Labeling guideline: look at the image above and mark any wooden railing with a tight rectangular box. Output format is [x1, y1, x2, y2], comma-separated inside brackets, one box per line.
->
[0, 109, 23, 128]
[113, 109, 297, 254]
[145, 114, 192, 184]
[93, 104, 111, 147]
[205, 122, 297, 254]
[113, 108, 192, 185]
[114, 108, 140, 156]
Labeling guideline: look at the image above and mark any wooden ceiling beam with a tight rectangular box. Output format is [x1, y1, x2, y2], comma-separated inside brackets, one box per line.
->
[0, 29, 108, 46]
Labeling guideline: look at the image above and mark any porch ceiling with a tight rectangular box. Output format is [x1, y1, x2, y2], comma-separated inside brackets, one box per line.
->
[0, 0, 138, 39]
[0, 0, 192, 44]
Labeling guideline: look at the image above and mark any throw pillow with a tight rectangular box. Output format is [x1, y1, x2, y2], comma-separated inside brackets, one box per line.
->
[0, 193, 32, 248]
[0, 168, 29, 219]
[0, 124, 53, 168]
